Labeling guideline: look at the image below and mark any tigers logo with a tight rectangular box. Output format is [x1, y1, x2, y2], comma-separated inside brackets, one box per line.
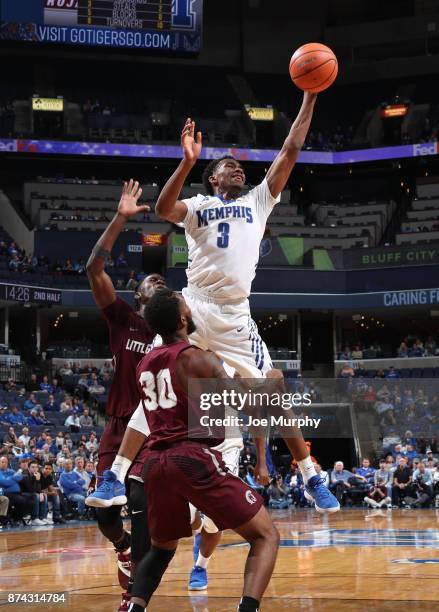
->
[246, 490, 257, 505]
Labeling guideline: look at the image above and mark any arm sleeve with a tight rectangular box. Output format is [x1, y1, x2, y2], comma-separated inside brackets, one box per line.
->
[250, 178, 281, 220]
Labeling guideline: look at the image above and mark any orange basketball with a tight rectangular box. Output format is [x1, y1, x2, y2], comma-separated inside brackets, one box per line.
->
[289, 43, 338, 93]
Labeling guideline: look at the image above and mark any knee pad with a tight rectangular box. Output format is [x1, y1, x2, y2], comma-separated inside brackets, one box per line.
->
[202, 515, 219, 534]
[96, 506, 125, 544]
[128, 479, 150, 563]
[131, 546, 176, 603]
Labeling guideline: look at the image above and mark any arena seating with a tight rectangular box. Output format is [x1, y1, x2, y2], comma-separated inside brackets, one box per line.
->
[397, 178, 439, 245]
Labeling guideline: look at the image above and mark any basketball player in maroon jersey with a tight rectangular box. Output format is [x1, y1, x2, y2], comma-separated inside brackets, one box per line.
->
[86, 179, 165, 612]
[128, 288, 279, 612]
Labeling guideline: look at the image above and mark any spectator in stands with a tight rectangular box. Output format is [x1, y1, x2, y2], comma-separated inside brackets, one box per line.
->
[51, 378, 61, 395]
[74, 457, 91, 492]
[0, 492, 9, 528]
[315, 463, 329, 487]
[392, 457, 413, 506]
[268, 474, 291, 509]
[0, 407, 9, 426]
[64, 412, 80, 432]
[404, 473, 432, 508]
[425, 336, 437, 356]
[55, 432, 64, 449]
[85, 432, 98, 454]
[339, 347, 351, 360]
[364, 478, 391, 509]
[57, 444, 71, 461]
[412, 462, 433, 488]
[87, 373, 105, 395]
[398, 342, 408, 357]
[20, 460, 50, 526]
[356, 458, 375, 484]
[40, 463, 65, 524]
[24, 393, 39, 412]
[79, 408, 93, 428]
[27, 408, 44, 426]
[351, 346, 363, 360]
[72, 398, 84, 414]
[374, 458, 393, 496]
[40, 375, 53, 394]
[339, 363, 355, 378]
[26, 373, 39, 393]
[5, 406, 27, 427]
[60, 396, 73, 413]
[0, 456, 31, 522]
[240, 446, 256, 473]
[58, 363, 73, 377]
[126, 270, 138, 290]
[409, 339, 425, 357]
[59, 458, 86, 518]
[386, 366, 400, 379]
[18, 427, 30, 450]
[329, 461, 355, 504]
[116, 252, 128, 267]
[44, 394, 60, 412]
[3, 426, 17, 447]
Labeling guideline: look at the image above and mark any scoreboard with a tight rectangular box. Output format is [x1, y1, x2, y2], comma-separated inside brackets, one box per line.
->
[77, 0, 172, 30]
[0, 0, 202, 53]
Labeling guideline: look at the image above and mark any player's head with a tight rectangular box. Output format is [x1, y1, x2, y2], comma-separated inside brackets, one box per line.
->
[135, 273, 166, 310]
[202, 156, 246, 197]
[144, 288, 196, 339]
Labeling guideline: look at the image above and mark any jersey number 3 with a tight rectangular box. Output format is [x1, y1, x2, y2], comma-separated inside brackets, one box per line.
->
[140, 369, 177, 411]
[217, 222, 230, 248]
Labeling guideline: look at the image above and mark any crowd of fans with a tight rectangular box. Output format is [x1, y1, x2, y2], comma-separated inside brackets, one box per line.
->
[241, 444, 439, 511]
[0, 364, 113, 528]
[337, 336, 439, 360]
[0, 230, 141, 290]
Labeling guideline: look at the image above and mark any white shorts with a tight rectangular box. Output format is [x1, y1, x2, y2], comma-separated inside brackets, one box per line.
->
[182, 287, 272, 378]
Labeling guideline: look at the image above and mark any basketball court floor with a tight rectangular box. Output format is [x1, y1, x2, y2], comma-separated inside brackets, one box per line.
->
[1, 508, 438, 611]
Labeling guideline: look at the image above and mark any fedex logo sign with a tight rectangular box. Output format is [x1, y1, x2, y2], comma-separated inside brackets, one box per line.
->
[0, 140, 17, 153]
[413, 142, 438, 156]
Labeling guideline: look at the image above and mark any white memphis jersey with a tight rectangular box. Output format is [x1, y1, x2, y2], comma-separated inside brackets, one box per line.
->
[181, 178, 280, 303]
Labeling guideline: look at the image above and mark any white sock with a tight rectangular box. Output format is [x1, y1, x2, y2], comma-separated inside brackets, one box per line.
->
[111, 455, 132, 483]
[297, 456, 317, 484]
[196, 553, 211, 569]
[193, 526, 202, 535]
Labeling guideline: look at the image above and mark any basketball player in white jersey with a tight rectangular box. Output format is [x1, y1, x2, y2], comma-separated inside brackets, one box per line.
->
[89, 90, 339, 592]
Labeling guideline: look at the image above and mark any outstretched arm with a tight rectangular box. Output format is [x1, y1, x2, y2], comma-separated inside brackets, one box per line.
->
[265, 91, 317, 198]
[155, 118, 203, 224]
[86, 180, 149, 310]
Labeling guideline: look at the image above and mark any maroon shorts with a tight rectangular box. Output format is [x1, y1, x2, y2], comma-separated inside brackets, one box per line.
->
[128, 441, 151, 482]
[143, 442, 263, 542]
[97, 415, 131, 476]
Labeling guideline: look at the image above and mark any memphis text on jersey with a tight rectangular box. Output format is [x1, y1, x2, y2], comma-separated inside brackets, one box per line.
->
[196, 205, 253, 227]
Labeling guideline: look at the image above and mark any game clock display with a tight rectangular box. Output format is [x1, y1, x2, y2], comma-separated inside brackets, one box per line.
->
[0, 0, 202, 53]
[2, 284, 62, 305]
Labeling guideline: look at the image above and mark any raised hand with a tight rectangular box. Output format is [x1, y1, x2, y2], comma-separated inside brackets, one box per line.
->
[117, 179, 150, 219]
[181, 117, 202, 163]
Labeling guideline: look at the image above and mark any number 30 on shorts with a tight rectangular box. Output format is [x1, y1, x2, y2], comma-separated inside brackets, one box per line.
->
[139, 369, 177, 411]
[217, 222, 230, 248]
